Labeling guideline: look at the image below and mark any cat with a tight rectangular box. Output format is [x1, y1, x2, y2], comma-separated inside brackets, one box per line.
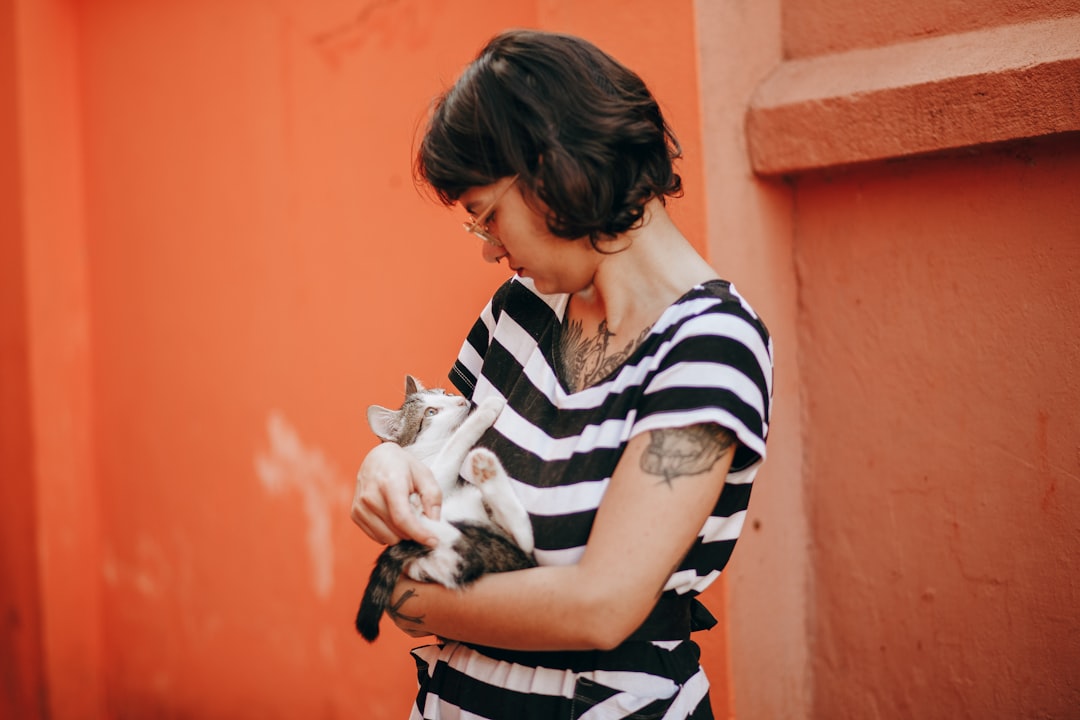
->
[355, 375, 536, 642]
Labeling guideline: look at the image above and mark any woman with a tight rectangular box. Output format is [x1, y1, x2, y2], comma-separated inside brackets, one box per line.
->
[352, 29, 772, 720]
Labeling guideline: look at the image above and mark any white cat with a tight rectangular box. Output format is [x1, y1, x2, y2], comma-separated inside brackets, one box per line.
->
[355, 376, 535, 642]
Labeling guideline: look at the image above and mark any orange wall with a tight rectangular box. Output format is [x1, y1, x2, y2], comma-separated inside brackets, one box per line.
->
[782, 0, 1080, 56]
[5, 0, 102, 716]
[782, 3, 1080, 717]
[13, 0, 1076, 717]
[4, 1, 719, 718]
[698, 0, 1080, 716]
[798, 135, 1080, 719]
[694, 0, 815, 716]
[1, 3, 47, 716]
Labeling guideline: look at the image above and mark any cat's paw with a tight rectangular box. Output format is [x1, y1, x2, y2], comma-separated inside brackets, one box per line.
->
[462, 448, 502, 485]
[474, 396, 506, 422]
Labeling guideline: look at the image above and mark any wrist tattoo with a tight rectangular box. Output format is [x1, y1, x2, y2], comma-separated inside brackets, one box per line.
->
[641, 424, 736, 486]
[387, 588, 425, 627]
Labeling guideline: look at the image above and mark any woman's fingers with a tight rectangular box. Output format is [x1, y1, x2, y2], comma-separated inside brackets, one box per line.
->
[381, 464, 440, 547]
[351, 484, 401, 546]
[352, 443, 442, 546]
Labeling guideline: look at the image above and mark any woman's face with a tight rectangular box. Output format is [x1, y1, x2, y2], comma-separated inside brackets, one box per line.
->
[459, 177, 601, 295]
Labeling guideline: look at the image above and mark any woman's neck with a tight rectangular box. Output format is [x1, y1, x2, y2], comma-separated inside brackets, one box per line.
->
[575, 199, 716, 334]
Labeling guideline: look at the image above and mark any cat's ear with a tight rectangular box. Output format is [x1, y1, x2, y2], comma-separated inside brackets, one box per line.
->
[405, 375, 424, 395]
[366, 405, 403, 442]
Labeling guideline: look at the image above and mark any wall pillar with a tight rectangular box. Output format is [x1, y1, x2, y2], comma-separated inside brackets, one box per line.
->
[0, 2, 48, 714]
[695, 1, 811, 718]
[8, 0, 105, 717]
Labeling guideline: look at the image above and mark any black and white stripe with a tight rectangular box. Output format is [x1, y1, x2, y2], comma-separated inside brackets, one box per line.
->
[412, 277, 773, 719]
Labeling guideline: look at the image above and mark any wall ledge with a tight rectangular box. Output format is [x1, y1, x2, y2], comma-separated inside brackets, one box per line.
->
[746, 15, 1080, 176]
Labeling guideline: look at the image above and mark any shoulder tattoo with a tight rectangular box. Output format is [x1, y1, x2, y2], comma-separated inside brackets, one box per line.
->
[640, 424, 737, 486]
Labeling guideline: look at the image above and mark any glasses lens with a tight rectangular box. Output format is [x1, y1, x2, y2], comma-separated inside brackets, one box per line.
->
[462, 175, 517, 247]
[463, 221, 500, 247]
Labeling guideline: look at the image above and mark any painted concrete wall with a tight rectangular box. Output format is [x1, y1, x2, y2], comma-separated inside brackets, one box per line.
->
[782, 0, 1080, 56]
[695, 1, 811, 718]
[77, 4, 527, 713]
[8, 0, 1076, 717]
[783, 1, 1080, 714]
[799, 134, 1080, 720]
[0, 7, 47, 718]
[3, 0, 722, 717]
[3, 0, 100, 717]
[696, 0, 1080, 717]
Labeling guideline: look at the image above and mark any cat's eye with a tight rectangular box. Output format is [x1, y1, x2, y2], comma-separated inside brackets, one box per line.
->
[424, 408, 438, 417]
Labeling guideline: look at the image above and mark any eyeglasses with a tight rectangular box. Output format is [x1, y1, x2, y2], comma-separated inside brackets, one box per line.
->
[462, 175, 519, 247]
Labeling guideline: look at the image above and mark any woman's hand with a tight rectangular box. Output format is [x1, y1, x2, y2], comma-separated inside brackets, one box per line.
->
[351, 442, 442, 546]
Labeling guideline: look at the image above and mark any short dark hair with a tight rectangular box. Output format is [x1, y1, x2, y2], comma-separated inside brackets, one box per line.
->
[416, 29, 683, 246]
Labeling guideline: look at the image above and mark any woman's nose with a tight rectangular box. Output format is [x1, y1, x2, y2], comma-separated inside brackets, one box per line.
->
[481, 241, 504, 264]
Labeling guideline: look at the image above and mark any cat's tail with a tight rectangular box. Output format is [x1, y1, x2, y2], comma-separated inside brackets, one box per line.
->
[355, 542, 426, 642]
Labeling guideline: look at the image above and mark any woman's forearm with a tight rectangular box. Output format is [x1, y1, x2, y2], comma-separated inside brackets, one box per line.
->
[389, 562, 656, 651]
[387, 428, 735, 651]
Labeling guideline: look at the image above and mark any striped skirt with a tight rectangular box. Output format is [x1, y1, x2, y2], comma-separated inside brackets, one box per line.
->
[408, 639, 714, 719]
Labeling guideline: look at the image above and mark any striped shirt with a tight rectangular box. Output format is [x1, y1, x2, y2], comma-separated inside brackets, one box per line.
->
[410, 276, 773, 720]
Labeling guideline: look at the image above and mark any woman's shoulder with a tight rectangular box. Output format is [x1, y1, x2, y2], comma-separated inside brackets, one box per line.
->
[662, 279, 770, 345]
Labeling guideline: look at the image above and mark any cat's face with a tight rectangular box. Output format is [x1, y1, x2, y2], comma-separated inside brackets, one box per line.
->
[367, 376, 471, 446]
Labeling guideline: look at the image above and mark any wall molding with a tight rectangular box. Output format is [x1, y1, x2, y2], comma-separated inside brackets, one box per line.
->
[746, 15, 1080, 176]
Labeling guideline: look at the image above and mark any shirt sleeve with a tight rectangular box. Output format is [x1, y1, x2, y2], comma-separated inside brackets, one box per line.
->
[630, 300, 773, 473]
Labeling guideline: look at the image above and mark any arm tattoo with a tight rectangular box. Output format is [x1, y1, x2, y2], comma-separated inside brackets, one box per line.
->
[559, 318, 651, 393]
[387, 588, 425, 627]
[640, 424, 737, 486]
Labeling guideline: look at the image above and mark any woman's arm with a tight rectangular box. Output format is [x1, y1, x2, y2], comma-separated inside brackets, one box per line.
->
[386, 423, 736, 651]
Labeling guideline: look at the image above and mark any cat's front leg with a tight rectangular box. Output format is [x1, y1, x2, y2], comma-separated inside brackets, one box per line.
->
[462, 448, 535, 555]
[464, 396, 505, 433]
[429, 396, 506, 490]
